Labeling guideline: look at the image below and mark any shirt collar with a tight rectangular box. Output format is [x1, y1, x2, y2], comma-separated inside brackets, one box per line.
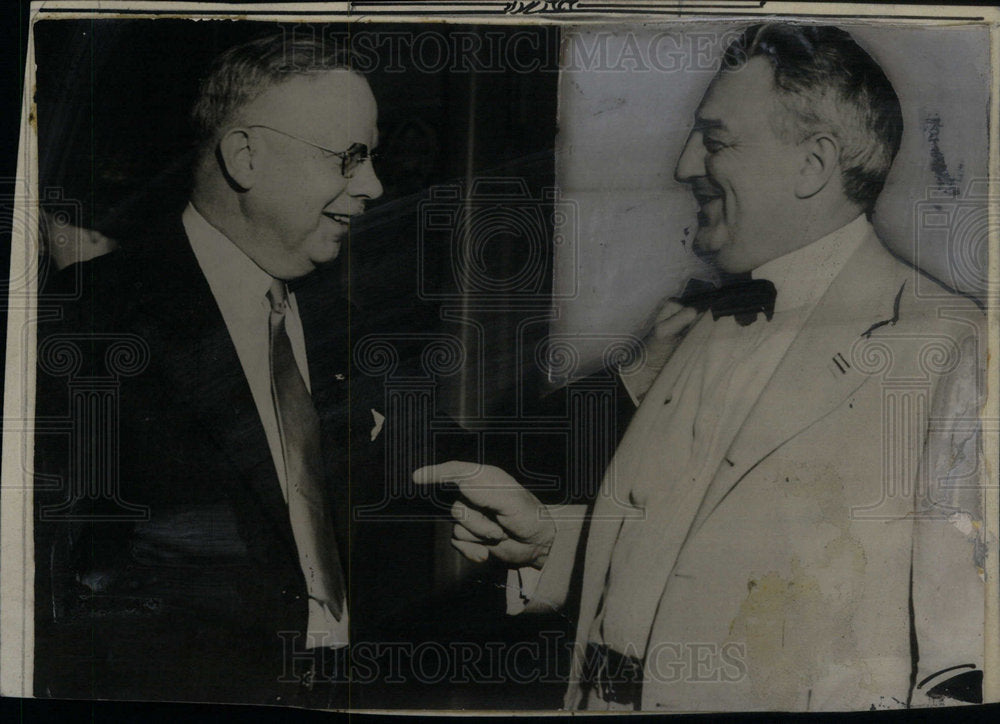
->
[182, 202, 275, 312]
[753, 213, 870, 316]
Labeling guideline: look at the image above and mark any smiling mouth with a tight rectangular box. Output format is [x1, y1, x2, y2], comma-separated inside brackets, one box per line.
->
[697, 197, 722, 226]
[324, 212, 353, 225]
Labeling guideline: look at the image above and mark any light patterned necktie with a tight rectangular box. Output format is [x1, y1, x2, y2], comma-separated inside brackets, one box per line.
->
[267, 278, 347, 621]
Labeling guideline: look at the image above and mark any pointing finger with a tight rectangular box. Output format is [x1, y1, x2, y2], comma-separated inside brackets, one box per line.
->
[414, 461, 527, 516]
[412, 460, 486, 485]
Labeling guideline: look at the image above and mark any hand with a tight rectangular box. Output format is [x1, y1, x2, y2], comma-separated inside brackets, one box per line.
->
[650, 299, 701, 343]
[621, 300, 701, 403]
[644, 300, 701, 375]
[41, 212, 119, 271]
[413, 460, 556, 569]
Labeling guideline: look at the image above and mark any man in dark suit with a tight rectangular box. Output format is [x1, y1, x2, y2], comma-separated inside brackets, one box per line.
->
[32, 34, 419, 707]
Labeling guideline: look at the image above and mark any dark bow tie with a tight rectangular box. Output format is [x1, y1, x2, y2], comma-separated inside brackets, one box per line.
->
[678, 274, 777, 326]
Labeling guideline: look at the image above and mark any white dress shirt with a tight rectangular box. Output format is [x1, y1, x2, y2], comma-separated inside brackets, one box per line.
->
[183, 203, 349, 648]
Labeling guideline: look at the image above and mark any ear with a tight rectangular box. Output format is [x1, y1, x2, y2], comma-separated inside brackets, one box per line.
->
[794, 132, 839, 199]
[216, 128, 256, 190]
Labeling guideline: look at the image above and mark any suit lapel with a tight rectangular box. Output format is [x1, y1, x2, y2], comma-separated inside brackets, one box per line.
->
[689, 231, 912, 534]
[293, 271, 357, 553]
[128, 216, 298, 556]
[293, 270, 351, 418]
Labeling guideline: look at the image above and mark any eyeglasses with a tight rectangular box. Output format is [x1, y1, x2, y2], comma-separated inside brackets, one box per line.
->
[247, 124, 380, 179]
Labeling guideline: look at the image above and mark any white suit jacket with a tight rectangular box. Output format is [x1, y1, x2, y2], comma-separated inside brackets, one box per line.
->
[528, 228, 987, 711]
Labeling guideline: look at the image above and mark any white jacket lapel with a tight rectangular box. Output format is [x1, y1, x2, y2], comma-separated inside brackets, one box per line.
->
[690, 231, 913, 536]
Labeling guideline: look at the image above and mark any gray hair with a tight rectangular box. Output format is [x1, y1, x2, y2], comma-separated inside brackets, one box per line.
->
[190, 33, 361, 149]
[722, 23, 903, 211]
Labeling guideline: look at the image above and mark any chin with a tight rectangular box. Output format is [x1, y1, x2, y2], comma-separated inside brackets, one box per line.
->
[311, 237, 343, 265]
[695, 238, 751, 275]
[714, 253, 747, 274]
[692, 227, 726, 262]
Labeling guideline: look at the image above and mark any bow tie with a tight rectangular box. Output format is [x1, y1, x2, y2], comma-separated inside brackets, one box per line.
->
[678, 274, 777, 326]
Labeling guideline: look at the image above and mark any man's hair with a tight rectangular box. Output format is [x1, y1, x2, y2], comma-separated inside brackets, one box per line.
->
[190, 33, 360, 149]
[722, 23, 903, 211]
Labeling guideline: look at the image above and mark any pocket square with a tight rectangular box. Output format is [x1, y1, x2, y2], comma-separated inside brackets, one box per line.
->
[370, 409, 386, 442]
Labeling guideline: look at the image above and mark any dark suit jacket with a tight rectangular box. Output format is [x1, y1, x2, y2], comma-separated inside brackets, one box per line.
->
[32, 213, 448, 706]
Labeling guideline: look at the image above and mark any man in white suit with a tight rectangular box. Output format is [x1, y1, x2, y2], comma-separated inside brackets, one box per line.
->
[416, 23, 987, 711]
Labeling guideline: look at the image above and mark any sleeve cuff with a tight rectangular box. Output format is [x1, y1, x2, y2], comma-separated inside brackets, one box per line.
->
[505, 567, 541, 615]
[504, 504, 588, 615]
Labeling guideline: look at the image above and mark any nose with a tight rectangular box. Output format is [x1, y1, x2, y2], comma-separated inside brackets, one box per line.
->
[673, 130, 705, 184]
[348, 158, 384, 201]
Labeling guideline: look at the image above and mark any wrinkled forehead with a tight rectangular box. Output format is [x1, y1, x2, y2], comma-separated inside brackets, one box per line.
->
[244, 70, 379, 147]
